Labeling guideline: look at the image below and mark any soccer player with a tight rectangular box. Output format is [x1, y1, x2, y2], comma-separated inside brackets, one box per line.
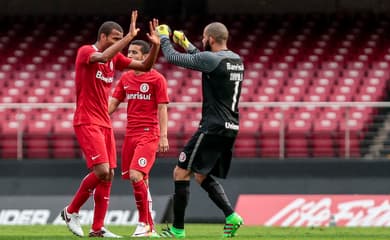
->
[60, 11, 160, 238]
[108, 39, 169, 237]
[155, 21, 245, 238]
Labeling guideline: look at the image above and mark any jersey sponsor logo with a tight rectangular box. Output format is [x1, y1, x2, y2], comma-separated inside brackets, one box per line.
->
[226, 62, 244, 71]
[179, 152, 186, 162]
[225, 122, 239, 130]
[126, 92, 152, 100]
[226, 63, 244, 81]
[140, 83, 149, 93]
[229, 72, 243, 81]
[138, 157, 147, 167]
[96, 71, 114, 83]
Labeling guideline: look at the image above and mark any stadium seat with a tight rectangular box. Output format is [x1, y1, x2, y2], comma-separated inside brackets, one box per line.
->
[52, 120, 78, 159]
[312, 119, 338, 157]
[0, 120, 24, 159]
[260, 119, 282, 158]
[285, 119, 312, 157]
[338, 119, 365, 157]
[234, 119, 259, 157]
[24, 120, 51, 159]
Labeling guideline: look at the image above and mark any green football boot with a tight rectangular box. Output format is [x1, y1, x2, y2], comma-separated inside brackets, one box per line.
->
[223, 212, 244, 238]
[160, 226, 186, 238]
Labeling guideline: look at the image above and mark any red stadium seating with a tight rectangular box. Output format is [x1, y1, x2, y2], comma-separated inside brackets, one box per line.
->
[52, 120, 78, 159]
[24, 120, 51, 158]
[1, 14, 390, 159]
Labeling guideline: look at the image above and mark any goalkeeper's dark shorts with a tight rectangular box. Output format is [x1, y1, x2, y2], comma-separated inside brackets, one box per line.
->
[177, 130, 236, 179]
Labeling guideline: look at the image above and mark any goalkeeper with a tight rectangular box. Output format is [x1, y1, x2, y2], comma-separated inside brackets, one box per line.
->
[155, 21, 244, 238]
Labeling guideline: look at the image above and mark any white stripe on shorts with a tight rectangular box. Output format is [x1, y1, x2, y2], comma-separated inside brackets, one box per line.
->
[187, 133, 205, 170]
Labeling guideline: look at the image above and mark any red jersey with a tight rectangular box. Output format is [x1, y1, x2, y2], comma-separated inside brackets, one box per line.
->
[73, 45, 132, 128]
[112, 69, 169, 135]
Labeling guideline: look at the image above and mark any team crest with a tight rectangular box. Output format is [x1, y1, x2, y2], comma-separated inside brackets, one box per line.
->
[179, 152, 186, 162]
[138, 157, 147, 167]
[140, 83, 149, 93]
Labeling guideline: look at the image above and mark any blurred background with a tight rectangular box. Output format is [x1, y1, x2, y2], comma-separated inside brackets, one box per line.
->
[1, 0, 390, 226]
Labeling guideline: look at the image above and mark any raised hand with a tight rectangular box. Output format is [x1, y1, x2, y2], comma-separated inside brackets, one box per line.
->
[128, 10, 140, 38]
[155, 23, 171, 38]
[173, 30, 191, 50]
[146, 18, 160, 45]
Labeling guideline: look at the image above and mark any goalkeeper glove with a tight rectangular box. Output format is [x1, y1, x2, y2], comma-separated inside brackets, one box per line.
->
[173, 30, 195, 51]
[156, 24, 171, 38]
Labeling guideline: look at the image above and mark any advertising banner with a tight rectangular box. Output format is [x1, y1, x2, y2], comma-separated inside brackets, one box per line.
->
[0, 195, 170, 225]
[236, 194, 390, 227]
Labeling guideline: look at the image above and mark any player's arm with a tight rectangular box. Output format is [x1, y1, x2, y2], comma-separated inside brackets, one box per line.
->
[155, 23, 218, 72]
[90, 10, 140, 64]
[126, 19, 160, 71]
[161, 38, 219, 73]
[158, 103, 169, 152]
[108, 97, 121, 115]
[109, 78, 125, 115]
[172, 30, 199, 54]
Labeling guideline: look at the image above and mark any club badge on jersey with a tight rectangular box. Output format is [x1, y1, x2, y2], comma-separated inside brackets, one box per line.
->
[138, 157, 147, 167]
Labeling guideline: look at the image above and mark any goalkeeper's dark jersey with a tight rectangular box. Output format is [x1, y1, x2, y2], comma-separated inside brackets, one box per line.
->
[160, 38, 244, 137]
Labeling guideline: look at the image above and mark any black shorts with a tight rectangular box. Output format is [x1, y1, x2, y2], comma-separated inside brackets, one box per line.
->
[177, 130, 236, 179]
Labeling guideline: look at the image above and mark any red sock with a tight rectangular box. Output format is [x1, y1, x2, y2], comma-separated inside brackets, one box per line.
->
[68, 172, 100, 213]
[132, 180, 148, 224]
[92, 181, 112, 231]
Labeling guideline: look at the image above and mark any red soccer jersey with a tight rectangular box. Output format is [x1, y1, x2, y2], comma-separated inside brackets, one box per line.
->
[73, 45, 132, 128]
[112, 69, 169, 135]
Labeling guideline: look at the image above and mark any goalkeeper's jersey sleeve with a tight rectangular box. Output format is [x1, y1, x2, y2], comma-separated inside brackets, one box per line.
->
[160, 38, 245, 137]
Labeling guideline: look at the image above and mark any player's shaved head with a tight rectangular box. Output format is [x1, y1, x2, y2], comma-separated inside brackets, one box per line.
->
[97, 21, 123, 40]
[204, 22, 229, 43]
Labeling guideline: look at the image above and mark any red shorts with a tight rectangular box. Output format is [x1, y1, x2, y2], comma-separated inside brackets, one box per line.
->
[74, 124, 117, 169]
[121, 132, 159, 180]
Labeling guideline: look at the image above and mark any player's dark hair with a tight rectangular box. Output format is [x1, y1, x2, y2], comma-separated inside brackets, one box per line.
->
[130, 40, 151, 54]
[97, 21, 123, 40]
[205, 22, 229, 43]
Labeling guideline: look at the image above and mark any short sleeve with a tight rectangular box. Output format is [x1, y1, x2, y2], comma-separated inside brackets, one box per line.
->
[76, 45, 96, 65]
[114, 52, 132, 71]
[112, 76, 126, 102]
[155, 72, 169, 104]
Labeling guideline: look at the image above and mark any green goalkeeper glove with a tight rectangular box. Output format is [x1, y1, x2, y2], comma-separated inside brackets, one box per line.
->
[173, 30, 192, 50]
[156, 24, 171, 38]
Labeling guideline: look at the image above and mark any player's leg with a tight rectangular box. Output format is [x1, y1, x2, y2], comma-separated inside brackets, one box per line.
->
[89, 127, 121, 238]
[160, 166, 190, 238]
[171, 166, 191, 238]
[61, 125, 107, 237]
[129, 134, 159, 237]
[161, 131, 204, 238]
[194, 135, 235, 217]
[131, 171, 150, 237]
[197, 174, 234, 217]
[196, 173, 243, 237]
[195, 135, 243, 237]
[90, 163, 112, 232]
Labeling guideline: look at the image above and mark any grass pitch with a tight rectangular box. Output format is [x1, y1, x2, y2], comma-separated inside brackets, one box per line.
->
[1, 224, 390, 239]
